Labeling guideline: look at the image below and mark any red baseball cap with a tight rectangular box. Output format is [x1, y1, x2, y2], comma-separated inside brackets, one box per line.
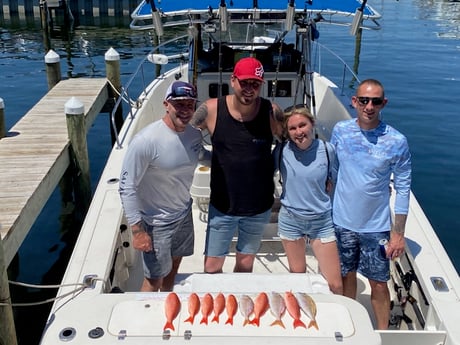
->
[233, 57, 264, 82]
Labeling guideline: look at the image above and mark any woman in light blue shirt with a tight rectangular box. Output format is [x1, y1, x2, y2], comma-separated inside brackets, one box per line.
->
[274, 107, 342, 294]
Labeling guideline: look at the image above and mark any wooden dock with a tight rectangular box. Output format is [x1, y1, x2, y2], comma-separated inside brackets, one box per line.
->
[0, 78, 109, 267]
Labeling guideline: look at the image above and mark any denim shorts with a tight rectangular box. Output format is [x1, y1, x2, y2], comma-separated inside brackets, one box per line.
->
[142, 209, 194, 279]
[204, 203, 271, 257]
[278, 206, 336, 243]
[334, 226, 390, 282]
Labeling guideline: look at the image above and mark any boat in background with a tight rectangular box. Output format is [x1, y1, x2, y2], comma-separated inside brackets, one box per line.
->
[39, 1, 460, 344]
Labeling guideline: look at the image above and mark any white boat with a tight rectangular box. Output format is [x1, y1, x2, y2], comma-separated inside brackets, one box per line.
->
[39, 1, 460, 344]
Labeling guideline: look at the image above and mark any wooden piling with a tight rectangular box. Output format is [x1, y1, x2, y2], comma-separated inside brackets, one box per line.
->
[0, 238, 18, 345]
[45, 50, 62, 90]
[0, 98, 5, 139]
[65, 97, 92, 220]
[105, 48, 123, 145]
[40, 0, 51, 52]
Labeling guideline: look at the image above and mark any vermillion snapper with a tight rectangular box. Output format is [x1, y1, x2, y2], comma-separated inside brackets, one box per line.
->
[212, 292, 226, 323]
[200, 293, 214, 325]
[163, 292, 181, 331]
[267, 291, 286, 329]
[184, 292, 200, 325]
[249, 292, 269, 327]
[225, 294, 238, 325]
[284, 291, 307, 329]
[295, 292, 319, 330]
[239, 294, 255, 326]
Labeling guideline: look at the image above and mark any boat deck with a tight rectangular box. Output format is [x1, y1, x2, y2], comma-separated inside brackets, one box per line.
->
[0, 78, 108, 266]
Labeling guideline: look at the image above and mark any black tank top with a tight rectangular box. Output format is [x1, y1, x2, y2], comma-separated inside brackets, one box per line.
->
[210, 97, 274, 215]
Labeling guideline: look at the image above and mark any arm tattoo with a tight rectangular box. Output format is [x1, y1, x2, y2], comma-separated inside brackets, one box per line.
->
[393, 214, 407, 235]
[192, 102, 208, 129]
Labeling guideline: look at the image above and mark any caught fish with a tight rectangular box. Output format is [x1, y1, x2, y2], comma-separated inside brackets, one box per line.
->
[225, 294, 238, 325]
[239, 294, 255, 326]
[267, 292, 286, 329]
[163, 292, 181, 331]
[295, 292, 319, 330]
[249, 292, 269, 327]
[200, 293, 214, 325]
[284, 291, 307, 329]
[184, 292, 200, 325]
[212, 292, 226, 323]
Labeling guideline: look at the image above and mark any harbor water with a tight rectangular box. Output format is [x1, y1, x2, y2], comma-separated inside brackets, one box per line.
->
[0, 0, 459, 343]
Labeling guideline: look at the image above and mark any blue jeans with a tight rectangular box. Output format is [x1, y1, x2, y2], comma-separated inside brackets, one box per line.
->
[204, 203, 271, 256]
[335, 226, 390, 282]
[142, 210, 194, 279]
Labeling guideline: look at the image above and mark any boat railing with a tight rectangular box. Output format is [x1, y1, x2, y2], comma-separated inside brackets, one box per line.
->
[312, 40, 360, 96]
[110, 34, 189, 149]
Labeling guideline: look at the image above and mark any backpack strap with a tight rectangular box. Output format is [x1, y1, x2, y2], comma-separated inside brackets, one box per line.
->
[322, 140, 330, 176]
[277, 139, 287, 185]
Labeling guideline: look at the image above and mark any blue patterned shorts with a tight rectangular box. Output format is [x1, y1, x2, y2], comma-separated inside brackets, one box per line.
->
[334, 226, 390, 282]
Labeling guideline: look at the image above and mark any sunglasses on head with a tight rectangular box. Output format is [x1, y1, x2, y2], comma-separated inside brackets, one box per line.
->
[168, 86, 197, 99]
[356, 96, 384, 106]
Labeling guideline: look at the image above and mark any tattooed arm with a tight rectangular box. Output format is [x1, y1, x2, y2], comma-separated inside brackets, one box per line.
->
[191, 102, 209, 130]
[191, 99, 218, 135]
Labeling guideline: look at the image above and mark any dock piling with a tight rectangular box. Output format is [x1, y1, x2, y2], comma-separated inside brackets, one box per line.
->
[105, 48, 123, 145]
[0, 237, 18, 345]
[65, 97, 92, 220]
[0, 98, 5, 139]
[45, 49, 62, 89]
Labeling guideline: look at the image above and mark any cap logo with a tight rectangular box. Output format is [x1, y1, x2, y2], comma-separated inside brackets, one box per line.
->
[255, 65, 264, 78]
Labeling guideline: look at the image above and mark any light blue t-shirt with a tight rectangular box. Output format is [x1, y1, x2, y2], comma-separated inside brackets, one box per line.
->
[331, 119, 411, 233]
[274, 139, 335, 219]
[119, 119, 207, 226]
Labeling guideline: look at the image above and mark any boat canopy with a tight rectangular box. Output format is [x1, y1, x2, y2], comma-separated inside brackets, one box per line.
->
[130, 0, 381, 30]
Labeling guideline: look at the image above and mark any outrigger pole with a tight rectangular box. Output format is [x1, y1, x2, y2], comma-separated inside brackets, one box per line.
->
[217, 0, 228, 98]
[147, 0, 164, 37]
[350, 0, 368, 36]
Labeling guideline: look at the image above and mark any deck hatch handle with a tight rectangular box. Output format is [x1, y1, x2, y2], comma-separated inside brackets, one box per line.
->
[334, 331, 343, 342]
[118, 329, 127, 340]
[163, 330, 171, 340]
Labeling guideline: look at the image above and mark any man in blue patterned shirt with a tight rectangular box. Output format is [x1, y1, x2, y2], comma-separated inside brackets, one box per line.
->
[331, 79, 411, 329]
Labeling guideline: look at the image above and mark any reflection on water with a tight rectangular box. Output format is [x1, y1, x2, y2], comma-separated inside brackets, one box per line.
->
[417, 0, 460, 39]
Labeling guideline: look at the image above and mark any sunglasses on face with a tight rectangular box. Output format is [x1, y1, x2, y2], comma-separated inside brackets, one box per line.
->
[356, 96, 384, 106]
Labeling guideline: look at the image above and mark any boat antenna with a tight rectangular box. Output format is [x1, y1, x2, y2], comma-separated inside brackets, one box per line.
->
[146, 0, 164, 37]
[350, 0, 367, 36]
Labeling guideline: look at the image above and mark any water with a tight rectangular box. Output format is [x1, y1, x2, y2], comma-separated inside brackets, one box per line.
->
[1, 0, 459, 343]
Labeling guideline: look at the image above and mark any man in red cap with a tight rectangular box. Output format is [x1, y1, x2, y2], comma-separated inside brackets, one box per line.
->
[192, 57, 275, 273]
